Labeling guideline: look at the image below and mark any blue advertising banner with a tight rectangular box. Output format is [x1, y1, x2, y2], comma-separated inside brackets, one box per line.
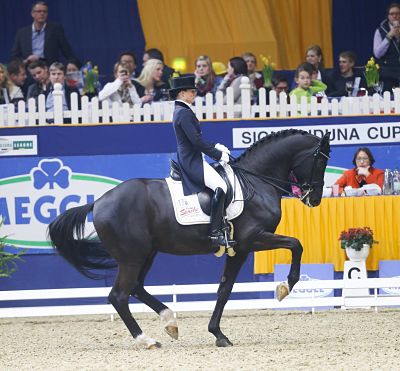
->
[1, 116, 399, 254]
[0, 116, 398, 289]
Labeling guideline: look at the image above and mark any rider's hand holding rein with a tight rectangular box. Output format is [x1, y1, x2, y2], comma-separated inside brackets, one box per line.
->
[215, 143, 230, 154]
[219, 151, 229, 165]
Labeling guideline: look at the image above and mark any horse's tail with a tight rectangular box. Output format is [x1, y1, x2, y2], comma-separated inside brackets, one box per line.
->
[47, 203, 117, 279]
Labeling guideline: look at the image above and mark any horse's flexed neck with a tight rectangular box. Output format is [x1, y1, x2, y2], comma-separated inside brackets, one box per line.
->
[234, 130, 313, 179]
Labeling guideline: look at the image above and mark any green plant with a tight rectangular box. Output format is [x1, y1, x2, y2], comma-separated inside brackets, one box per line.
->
[259, 54, 276, 88]
[0, 218, 25, 278]
[364, 57, 380, 88]
[82, 61, 99, 95]
[339, 226, 378, 251]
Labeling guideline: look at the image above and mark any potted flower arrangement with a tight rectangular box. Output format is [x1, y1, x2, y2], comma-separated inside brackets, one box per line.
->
[339, 226, 377, 261]
[259, 54, 276, 88]
[364, 57, 382, 95]
[81, 61, 100, 98]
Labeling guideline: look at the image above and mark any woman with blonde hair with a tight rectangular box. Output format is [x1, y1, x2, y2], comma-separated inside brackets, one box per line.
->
[0, 63, 24, 105]
[133, 59, 167, 102]
[194, 55, 222, 97]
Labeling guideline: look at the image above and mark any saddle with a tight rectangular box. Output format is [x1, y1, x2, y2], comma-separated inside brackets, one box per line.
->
[169, 159, 234, 215]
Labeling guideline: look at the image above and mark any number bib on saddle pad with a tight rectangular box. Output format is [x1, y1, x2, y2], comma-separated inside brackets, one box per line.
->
[165, 164, 244, 225]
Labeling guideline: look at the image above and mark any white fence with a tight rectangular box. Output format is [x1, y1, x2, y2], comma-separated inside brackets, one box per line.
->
[2, 77, 400, 127]
[1, 278, 399, 319]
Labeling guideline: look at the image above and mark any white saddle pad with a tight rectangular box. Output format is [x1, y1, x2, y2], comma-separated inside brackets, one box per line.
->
[166, 164, 244, 225]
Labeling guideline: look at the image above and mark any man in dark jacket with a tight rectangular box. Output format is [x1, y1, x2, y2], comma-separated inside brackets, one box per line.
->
[170, 75, 234, 250]
[11, 1, 78, 66]
[27, 59, 51, 103]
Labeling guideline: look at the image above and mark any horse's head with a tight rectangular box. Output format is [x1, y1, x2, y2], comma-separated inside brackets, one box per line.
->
[291, 132, 330, 207]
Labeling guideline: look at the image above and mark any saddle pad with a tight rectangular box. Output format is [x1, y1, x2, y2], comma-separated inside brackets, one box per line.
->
[166, 164, 244, 225]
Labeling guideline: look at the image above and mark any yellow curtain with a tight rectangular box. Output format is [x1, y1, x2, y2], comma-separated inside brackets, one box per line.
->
[137, 0, 332, 72]
[254, 196, 400, 274]
[263, 0, 333, 69]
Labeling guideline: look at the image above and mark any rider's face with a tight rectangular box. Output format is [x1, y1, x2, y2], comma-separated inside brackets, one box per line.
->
[179, 89, 197, 105]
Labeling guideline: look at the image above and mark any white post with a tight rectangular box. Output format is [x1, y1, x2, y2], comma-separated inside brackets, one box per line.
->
[240, 76, 251, 118]
[52, 83, 64, 124]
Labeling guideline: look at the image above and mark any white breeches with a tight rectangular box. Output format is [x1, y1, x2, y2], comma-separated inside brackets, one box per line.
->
[203, 160, 227, 193]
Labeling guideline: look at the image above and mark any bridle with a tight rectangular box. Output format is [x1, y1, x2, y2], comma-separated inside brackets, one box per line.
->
[229, 138, 330, 201]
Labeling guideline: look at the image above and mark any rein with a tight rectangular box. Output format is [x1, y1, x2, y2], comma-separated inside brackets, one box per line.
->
[229, 141, 330, 200]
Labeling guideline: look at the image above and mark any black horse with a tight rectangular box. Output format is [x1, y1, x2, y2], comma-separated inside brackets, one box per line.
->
[48, 129, 330, 349]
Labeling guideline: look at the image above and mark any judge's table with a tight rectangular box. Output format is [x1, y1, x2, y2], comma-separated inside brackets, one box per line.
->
[254, 195, 400, 274]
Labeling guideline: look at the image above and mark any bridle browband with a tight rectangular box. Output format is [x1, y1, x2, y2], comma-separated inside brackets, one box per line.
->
[229, 138, 330, 200]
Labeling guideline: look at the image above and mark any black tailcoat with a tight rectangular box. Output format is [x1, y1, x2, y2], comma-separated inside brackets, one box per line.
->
[172, 100, 222, 195]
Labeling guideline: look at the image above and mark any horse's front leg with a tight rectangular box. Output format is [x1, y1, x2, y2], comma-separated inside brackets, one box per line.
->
[208, 252, 248, 347]
[253, 231, 303, 293]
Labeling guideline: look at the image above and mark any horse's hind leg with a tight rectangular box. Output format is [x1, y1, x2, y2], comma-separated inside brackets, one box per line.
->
[108, 262, 161, 349]
[208, 252, 248, 347]
[131, 254, 179, 340]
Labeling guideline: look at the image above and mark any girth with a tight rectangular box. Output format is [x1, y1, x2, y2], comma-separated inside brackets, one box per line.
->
[169, 159, 234, 215]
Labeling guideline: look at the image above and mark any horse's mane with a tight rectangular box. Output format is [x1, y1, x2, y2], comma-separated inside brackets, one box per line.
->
[233, 129, 312, 163]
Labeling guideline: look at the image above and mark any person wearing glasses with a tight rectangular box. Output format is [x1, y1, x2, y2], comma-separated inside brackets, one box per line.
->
[373, 3, 400, 91]
[334, 147, 384, 194]
[11, 1, 78, 66]
[170, 75, 235, 249]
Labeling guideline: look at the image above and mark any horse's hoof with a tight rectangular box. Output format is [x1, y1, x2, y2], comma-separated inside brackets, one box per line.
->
[276, 282, 289, 302]
[165, 325, 179, 340]
[215, 338, 233, 347]
[148, 341, 162, 350]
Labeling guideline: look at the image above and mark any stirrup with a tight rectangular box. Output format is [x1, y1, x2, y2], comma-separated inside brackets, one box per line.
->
[211, 229, 237, 258]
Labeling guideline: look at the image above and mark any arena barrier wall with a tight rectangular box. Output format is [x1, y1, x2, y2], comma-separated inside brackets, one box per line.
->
[1, 278, 400, 318]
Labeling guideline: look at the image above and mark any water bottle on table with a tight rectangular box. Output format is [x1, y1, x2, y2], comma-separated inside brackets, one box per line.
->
[383, 169, 393, 195]
[392, 168, 400, 195]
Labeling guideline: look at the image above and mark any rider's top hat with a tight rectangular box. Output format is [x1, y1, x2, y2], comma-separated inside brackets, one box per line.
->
[169, 75, 197, 93]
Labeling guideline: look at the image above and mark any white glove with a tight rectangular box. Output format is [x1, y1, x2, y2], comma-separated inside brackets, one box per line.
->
[215, 143, 230, 154]
[220, 152, 230, 164]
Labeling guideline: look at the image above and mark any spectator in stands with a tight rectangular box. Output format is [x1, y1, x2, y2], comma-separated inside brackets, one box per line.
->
[133, 59, 168, 102]
[143, 48, 174, 87]
[65, 59, 83, 92]
[373, 3, 400, 91]
[289, 63, 327, 103]
[242, 52, 264, 100]
[7, 59, 28, 100]
[11, 1, 78, 66]
[98, 62, 143, 106]
[305, 45, 330, 85]
[334, 147, 384, 194]
[217, 56, 248, 104]
[326, 51, 365, 97]
[27, 59, 51, 103]
[46, 62, 79, 111]
[265, 74, 290, 104]
[118, 51, 137, 79]
[0, 63, 24, 105]
[194, 55, 222, 97]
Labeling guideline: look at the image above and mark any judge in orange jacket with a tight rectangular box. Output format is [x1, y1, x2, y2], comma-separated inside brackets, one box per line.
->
[335, 147, 384, 194]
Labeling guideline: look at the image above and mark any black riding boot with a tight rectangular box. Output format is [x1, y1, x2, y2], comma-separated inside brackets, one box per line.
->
[209, 187, 232, 248]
